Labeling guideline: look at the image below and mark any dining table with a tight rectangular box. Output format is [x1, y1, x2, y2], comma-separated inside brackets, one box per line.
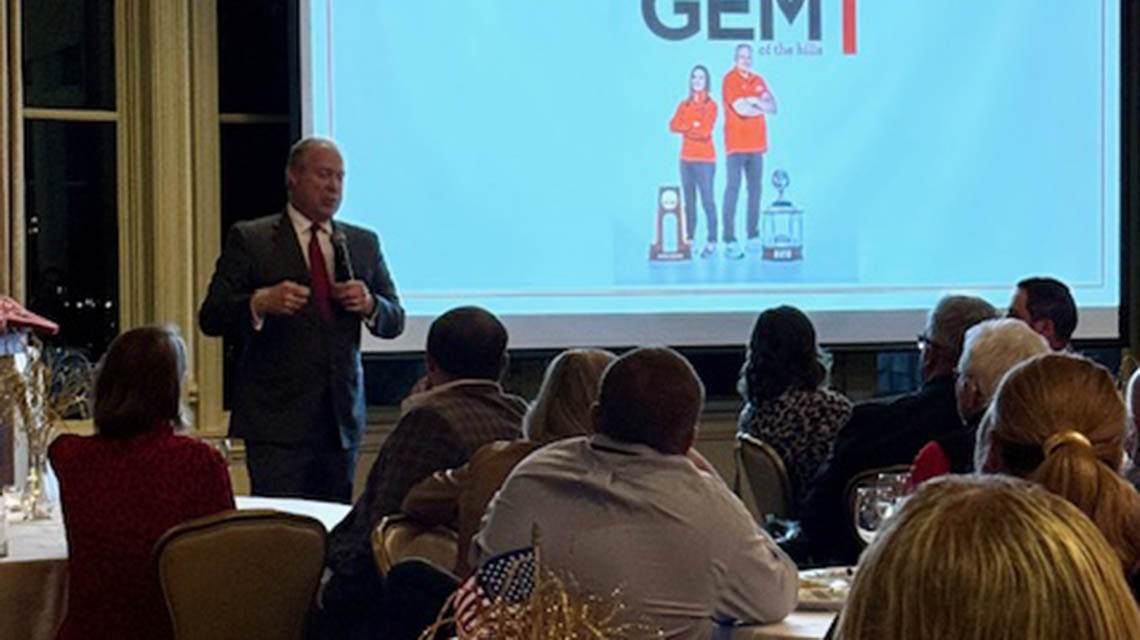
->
[0, 495, 350, 640]
[3, 496, 838, 640]
[721, 610, 837, 639]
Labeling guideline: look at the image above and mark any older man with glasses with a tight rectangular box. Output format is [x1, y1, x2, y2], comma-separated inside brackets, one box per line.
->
[910, 318, 1050, 484]
[796, 295, 997, 567]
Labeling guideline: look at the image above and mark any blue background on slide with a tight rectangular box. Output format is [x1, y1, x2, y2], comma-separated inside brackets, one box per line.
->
[309, 1, 1119, 317]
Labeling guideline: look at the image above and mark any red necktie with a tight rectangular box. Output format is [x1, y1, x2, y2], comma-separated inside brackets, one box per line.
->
[309, 225, 333, 322]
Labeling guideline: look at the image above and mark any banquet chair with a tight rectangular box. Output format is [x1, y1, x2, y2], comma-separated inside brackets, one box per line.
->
[372, 513, 459, 577]
[155, 509, 326, 640]
[733, 433, 796, 520]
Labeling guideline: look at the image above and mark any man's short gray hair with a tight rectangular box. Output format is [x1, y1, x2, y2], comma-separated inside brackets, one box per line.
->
[958, 318, 1049, 401]
[928, 295, 999, 361]
[285, 136, 339, 172]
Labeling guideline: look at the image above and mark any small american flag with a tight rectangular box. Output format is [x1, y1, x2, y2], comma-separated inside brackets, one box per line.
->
[455, 546, 536, 634]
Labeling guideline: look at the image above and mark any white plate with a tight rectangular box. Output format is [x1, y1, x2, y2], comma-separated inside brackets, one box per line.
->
[797, 566, 855, 611]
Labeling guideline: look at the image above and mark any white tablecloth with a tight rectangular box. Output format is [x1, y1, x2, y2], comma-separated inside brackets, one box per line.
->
[728, 611, 836, 639]
[232, 495, 351, 531]
[3, 498, 834, 640]
[0, 496, 350, 640]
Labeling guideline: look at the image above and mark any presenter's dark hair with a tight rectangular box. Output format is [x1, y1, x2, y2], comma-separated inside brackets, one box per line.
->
[427, 306, 508, 380]
[93, 325, 187, 438]
[1017, 277, 1077, 343]
[597, 347, 704, 455]
[739, 306, 827, 405]
[689, 65, 712, 101]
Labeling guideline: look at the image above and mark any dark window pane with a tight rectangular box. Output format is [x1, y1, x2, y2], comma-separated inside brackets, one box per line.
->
[363, 357, 425, 406]
[22, 0, 114, 109]
[24, 120, 118, 360]
[220, 122, 292, 235]
[876, 351, 922, 396]
[218, 0, 289, 114]
[219, 122, 291, 408]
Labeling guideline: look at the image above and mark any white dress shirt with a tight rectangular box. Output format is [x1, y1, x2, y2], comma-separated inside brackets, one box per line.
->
[251, 204, 376, 330]
[286, 202, 335, 278]
[475, 434, 799, 640]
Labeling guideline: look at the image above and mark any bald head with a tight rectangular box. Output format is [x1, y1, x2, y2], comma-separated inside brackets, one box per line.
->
[426, 306, 508, 381]
[595, 347, 705, 454]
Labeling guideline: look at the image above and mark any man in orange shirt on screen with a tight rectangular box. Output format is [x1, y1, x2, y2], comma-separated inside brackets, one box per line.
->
[722, 43, 776, 259]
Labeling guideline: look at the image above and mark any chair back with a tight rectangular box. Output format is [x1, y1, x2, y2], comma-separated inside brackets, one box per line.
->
[155, 509, 326, 640]
[372, 514, 459, 576]
[734, 433, 796, 520]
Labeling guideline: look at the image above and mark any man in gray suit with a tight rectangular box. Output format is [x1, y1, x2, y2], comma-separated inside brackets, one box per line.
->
[199, 137, 404, 503]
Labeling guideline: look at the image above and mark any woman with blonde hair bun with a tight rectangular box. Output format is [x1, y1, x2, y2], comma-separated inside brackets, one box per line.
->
[835, 475, 1140, 640]
[976, 353, 1140, 582]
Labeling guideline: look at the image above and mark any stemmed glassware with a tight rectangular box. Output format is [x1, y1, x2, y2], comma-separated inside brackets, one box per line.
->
[853, 472, 912, 545]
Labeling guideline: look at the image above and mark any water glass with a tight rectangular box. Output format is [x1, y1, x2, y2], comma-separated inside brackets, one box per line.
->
[876, 472, 911, 501]
[1, 485, 20, 520]
[0, 492, 7, 558]
[854, 486, 894, 545]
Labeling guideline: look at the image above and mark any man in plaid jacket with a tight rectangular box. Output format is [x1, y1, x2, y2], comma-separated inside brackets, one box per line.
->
[319, 306, 526, 638]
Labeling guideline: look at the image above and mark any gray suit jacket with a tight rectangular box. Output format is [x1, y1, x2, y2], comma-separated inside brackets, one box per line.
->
[198, 212, 404, 449]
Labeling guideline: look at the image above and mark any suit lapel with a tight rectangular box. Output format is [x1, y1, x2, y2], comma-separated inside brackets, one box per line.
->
[273, 211, 312, 286]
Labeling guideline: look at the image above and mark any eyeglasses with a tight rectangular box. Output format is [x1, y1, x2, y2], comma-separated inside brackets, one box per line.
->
[916, 333, 942, 350]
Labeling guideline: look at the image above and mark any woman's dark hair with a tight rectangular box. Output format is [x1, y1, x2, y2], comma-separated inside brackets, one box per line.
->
[738, 306, 827, 404]
[689, 65, 711, 101]
[93, 325, 187, 438]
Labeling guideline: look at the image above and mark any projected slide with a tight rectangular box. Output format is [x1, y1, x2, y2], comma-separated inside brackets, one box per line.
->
[306, 1, 1120, 347]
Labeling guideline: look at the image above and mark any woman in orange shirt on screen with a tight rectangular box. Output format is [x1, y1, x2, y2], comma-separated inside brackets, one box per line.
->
[669, 65, 719, 258]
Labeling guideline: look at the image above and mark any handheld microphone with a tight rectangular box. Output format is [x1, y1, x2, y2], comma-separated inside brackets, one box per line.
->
[333, 231, 356, 281]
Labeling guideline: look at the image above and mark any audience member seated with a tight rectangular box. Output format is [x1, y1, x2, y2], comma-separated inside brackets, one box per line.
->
[403, 347, 615, 578]
[909, 318, 1048, 484]
[476, 347, 798, 639]
[976, 353, 1140, 589]
[737, 305, 852, 507]
[321, 306, 526, 638]
[798, 295, 996, 566]
[50, 326, 235, 640]
[833, 475, 1140, 640]
[1127, 368, 1140, 487]
[380, 348, 615, 640]
[1007, 276, 1077, 351]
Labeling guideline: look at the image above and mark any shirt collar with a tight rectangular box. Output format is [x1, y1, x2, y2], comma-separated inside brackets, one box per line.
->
[588, 433, 674, 458]
[286, 202, 333, 237]
[399, 378, 504, 414]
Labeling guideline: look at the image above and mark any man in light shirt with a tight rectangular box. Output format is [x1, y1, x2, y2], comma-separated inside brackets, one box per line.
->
[476, 346, 798, 639]
[199, 137, 404, 503]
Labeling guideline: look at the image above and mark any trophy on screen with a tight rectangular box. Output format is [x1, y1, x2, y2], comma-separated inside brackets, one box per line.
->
[649, 186, 691, 261]
[761, 170, 803, 261]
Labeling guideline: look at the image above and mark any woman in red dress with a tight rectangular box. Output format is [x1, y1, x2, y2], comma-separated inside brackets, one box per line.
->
[50, 326, 234, 640]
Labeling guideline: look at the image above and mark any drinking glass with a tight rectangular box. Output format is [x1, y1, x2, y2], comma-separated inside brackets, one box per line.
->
[854, 486, 894, 545]
[0, 492, 7, 557]
[876, 472, 911, 502]
[2, 485, 21, 521]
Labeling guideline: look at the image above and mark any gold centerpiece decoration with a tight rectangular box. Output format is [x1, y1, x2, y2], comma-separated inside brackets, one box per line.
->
[0, 297, 90, 520]
[420, 525, 664, 640]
